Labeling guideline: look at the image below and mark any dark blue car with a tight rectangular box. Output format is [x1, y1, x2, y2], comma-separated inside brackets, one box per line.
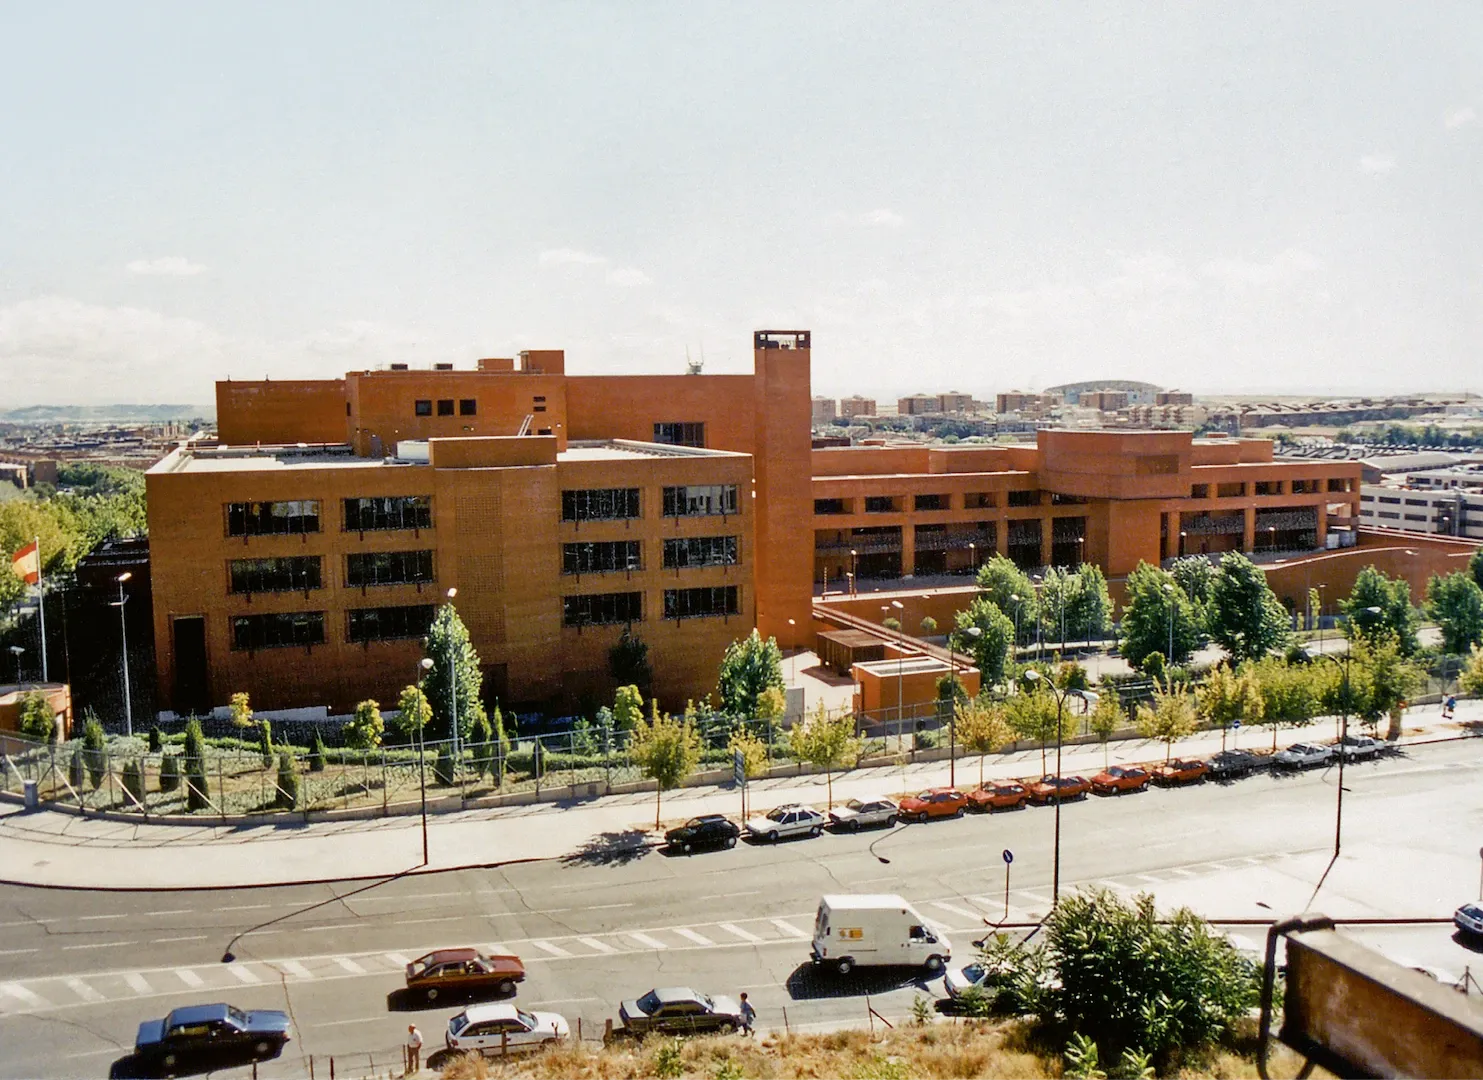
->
[134, 1003, 291, 1074]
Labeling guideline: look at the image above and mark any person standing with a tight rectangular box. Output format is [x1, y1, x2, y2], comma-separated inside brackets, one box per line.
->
[738, 992, 756, 1036]
[405, 1023, 423, 1074]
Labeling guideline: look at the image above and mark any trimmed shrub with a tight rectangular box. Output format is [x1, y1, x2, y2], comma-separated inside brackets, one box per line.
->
[308, 728, 327, 772]
[434, 743, 455, 786]
[121, 759, 144, 805]
[82, 714, 107, 789]
[186, 757, 210, 812]
[258, 719, 274, 768]
[17, 691, 56, 743]
[275, 751, 299, 809]
[183, 717, 205, 761]
[344, 700, 384, 749]
[68, 746, 84, 790]
[147, 726, 163, 753]
[159, 753, 181, 792]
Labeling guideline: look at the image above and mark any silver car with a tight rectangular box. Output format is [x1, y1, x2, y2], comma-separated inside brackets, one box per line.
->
[745, 803, 825, 842]
[1337, 734, 1382, 760]
[1274, 743, 1333, 768]
[944, 960, 989, 999]
[1455, 903, 1483, 937]
[828, 796, 899, 832]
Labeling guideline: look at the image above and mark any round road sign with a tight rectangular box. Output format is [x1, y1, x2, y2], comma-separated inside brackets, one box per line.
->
[1002, 849, 1014, 865]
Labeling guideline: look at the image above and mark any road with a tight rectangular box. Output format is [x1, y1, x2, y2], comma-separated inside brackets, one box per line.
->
[3, 736, 1482, 1078]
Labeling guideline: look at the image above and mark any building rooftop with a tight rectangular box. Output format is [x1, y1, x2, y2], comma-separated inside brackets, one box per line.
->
[559, 439, 748, 462]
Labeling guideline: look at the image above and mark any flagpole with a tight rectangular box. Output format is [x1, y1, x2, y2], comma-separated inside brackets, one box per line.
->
[35, 536, 48, 684]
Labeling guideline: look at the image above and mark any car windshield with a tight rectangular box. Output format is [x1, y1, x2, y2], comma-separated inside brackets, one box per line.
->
[846, 799, 864, 810]
[636, 990, 661, 1014]
[685, 818, 705, 828]
[961, 963, 987, 982]
[765, 808, 789, 822]
[226, 1006, 248, 1027]
[449, 1013, 469, 1034]
[516, 1009, 538, 1030]
[1463, 905, 1483, 919]
[700, 994, 714, 1009]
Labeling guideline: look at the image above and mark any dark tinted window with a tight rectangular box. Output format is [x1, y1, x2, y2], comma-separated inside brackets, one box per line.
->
[229, 556, 322, 594]
[231, 612, 326, 650]
[653, 421, 705, 447]
[226, 500, 320, 537]
[437, 399, 455, 416]
[562, 488, 640, 521]
[663, 585, 739, 619]
[663, 536, 738, 568]
[459, 399, 477, 416]
[346, 550, 435, 587]
[562, 592, 642, 626]
[415, 400, 432, 416]
[343, 496, 432, 531]
[347, 604, 436, 643]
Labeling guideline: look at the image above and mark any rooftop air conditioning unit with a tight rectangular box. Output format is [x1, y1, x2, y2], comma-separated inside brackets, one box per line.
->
[434, 363, 454, 371]
[389, 363, 409, 371]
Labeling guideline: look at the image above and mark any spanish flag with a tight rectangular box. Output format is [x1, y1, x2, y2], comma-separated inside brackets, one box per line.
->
[10, 540, 39, 585]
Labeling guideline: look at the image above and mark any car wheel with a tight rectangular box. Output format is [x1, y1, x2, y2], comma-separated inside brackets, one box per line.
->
[918, 811, 930, 824]
[767, 830, 779, 843]
[846, 819, 858, 832]
[924, 954, 945, 975]
[884, 814, 896, 827]
[720, 1022, 737, 1035]
[835, 957, 855, 976]
[725, 835, 737, 848]
[954, 805, 965, 818]
[682, 841, 693, 854]
[809, 826, 822, 837]
[426, 986, 439, 1001]
[162, 1054, 177, 1070]
[499, 979, 516, 995]
[254, 1040, 273, 1057]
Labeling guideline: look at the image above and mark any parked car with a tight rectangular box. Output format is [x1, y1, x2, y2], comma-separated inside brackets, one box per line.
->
[898, 787, 969, 821]
[745, 803, 825, 842]
[829, 796, 899, 831]
[943, 960, 989, 999]
[446, 1004, 569, 1056]
[1337, 734, 1383, 760]
[1151, 758, 1209, 785]
[665, 814, 740, 853]
[1275, 743, 1334, 769]
[404, 949, 525, 1001]
[1091, 765, 1150, 795]
[617, 987, 744, 1036]
[967, 781, 1030, 812]
[1027, 775, 1091, 804]
[1207, 749, 1263, 779]
[134, 1004, 291, 1074]
[1454, 903, 1483, 938]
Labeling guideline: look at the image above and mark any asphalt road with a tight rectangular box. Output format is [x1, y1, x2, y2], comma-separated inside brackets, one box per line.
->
[3, 736, 1482, 1078]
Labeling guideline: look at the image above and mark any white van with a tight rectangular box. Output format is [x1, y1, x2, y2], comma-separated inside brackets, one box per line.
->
[810, 894, 952, 976]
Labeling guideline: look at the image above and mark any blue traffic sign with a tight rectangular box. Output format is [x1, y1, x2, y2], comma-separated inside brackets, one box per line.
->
[1233, 720, 1242, 729]
[1002, 849, 1014, 865]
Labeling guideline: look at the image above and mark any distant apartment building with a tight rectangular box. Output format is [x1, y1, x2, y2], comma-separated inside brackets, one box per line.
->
[839, 396, 877, 420]
[995, 391, 1057, 415]
[1359, 485, 1483, 539]
[937, 391, 974, 414]
[1156, 390, 1195, 406]
[897, 394, 941, 416]
[1115, 404, 1209, 430]
[1081, 390, 1131, 412]
[812, 397, 837, 424]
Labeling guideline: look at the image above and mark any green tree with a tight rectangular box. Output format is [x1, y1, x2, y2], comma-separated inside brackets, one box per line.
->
[613, 684, 644, 732]
[630, 702, 702, 828]
[1039, 565, 1078, 647]
[343, 699, 383, 750]
[67, 746, 84, 790]
[976, 555, 1040, 642]
[433, 743, 455, 785]
[1118, 563, 1200, 668]
[755, 685, 787, 729]
[82, 713, 107, 789]
[726, 727, 770, 780]
[952, 597, 1015, 686]
[1343, 565, 1419, 655]
[308, 728, 327, 772]
[1066, 564, 1112, 643]
[955, 697, 1014, 786]
[787, 702, 861, 809]
[182, 716, 208, 811]
[716, 629, 785, 719]
[1427, 572, 1483, 655]
[1196, 663, 1264, 746]
[393, 684, 432, 740]
[1170, 555, 1218, 617]
[1005, 686, 1060, 773]
[1470, 547, 1483, 591]
[1307, 586, 1322, 632]
[489, 704, 510, 787]
[1350, 631, 1425, 740]
[1206, 552, 1291, 663]
[1459, 645, 1483, 697]
[121, 759, 144, 806]
[608, 628, 652, 699]
[159, 752, 180, 793]
[183, 716, 205, 763]
[17, 691, 56, 742]
[919, 615, 938, 636]
[469, 702, 493, 779]
[228, 691, 253, 729]
[1246, 657, 1321, 749]
[1087, 691, 1124, 769]
[1135, 685, 1198, 763]
[257, 718, 274, 767]
[423, 603, 483, 744]
[274, 751, 299, 809]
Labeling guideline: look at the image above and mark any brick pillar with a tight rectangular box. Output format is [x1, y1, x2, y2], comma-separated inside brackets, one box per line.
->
[1039, 514, 1054, 568]
[1243, 507, 1256, 553]
[994, 515, 1008, 556]
[901, 525, 916, 577]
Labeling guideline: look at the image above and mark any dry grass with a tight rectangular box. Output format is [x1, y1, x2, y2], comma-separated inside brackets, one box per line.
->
[428, 1019, 1328, 1080]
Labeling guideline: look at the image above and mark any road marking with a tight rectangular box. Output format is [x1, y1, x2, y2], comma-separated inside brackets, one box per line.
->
[281, 960, 314, 980]
[76, 914, 128, 922]
[1135, 874, 1164, 884]
[394, 916, 463, 927]
[175, 969, 205, 988]
[1015, 891, 1051, 906]
[582, 903, 635, 911]
[1170, 868, 1197, 877]
[0, 948, 38, 956]
[719, 922, 764, 943]
[530, 940, 573, 958]
[153, 935, 207, 943]
[150, 909, 194, 917]
[62, 941, 131, 951]
[673, 928, 715, 946]
[576, 937, 618, 954]
[63, 977, 104, 1003]
[628, 932, 669, 950]
[123, 973, 152, 995]
[385, 952, 412, 967]
[335, 957, 367, 975]
[930, 902, 981, 922]
[228, 965, 261, 985]
[484, 943, 510, 955]
[218, 903, 273, 912]
[770, 919, 809, 940]
[1237, 857, 1263, 867]
[701, 890, 761, 901]
[1, 982, 49, 1009]
[311, 1016, 384, 1028]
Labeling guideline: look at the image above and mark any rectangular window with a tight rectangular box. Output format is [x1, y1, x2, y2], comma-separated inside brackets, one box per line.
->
[459, 399, 477, 416]
[864, 496, 896, 514]
[1404, 513, 1427, 522]
[814, 498, 848, 514]
[664, 585, 740, 620]
[231, 611, 326, 651]
[653, 422, 705, 447]
[343, 495, 433, 532]
[437, 399, 454, 416]
[1404, 499, 1429, 507]
[1360, 494, 1374, 502]
[229, 556, 322, 595]
[563, 540, 642, 575]
[1377, 496, 1401, 505]
[662, 485, 738, 518]
[1255, 481, 1280, 496]
[226, 500, 321, 537]
[1007, 490, 1039, 507]
[914, 494, 947, 511]
[1328, 478, 1349, 493]
[562, 591, 643, 626]
[346, 604, 436, 643]
[415, 400, 432, 417]
[663, 535, 739, 569]
[965, 492, 996, 509]
[346, 550, 435, 587]
[1377, 511, 1400, 520]
[1190, 484, 1209, 499]
[1216, 482, 1245, 498]
[562, 488, 641, 521]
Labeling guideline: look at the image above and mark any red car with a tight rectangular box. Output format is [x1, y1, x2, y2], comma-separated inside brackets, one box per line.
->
[1027, 775, 1091, 804]
[898, 788, 969, 822]
[1091, 765, 1150, 795]
[1152, 759, 1209, 786]
[967, 781, 1030, 812]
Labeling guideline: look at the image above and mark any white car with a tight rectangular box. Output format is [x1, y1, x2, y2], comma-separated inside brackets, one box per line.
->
[745, 803, 825, 842]
[944, 960, 989, 999]
[446, 1004, 569, 1056]
[828, 797, 899, 832]
[1274, 743, 1334, 768]
[1337, 734, 1382, 760]
[1455, 903, 1483, 937]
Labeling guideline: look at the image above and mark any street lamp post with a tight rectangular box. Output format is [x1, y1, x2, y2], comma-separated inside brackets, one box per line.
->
[1010, 594, 1022, 658]
[949, 625, 983, 788]
[850, 549, 858, 596]
[1268, 525, 1277, 553]
[968, 542, 976, 575]
[1164, 582, 1176, 665]
[444, 587, 459, 767]
[1318, 583, 1327, 652]
[1025, 669, 1088, 906]
[787, 618, 798, 685]
[112, 572, 133, 737]
[1179, 529, 1187, 558]
[418, 656, 434, 865]
[890, 599, 906, 738]
[7, 645, 23, 685]
[1319, 606, 1380, 860]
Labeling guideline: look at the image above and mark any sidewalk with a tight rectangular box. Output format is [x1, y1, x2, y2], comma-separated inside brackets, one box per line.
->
[1, 701, 1477, 891]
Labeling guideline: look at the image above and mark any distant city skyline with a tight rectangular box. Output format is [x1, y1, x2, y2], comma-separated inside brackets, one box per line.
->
[2, 3, 1479, 407]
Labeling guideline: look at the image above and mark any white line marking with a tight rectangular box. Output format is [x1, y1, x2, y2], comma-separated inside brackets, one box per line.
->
[673, 928, 715, 946]
[701, 890, 761, 901]
[1170, 868, 1197, 877]
[281, 960, 313, 980]
[174, 969, 205, 989]
[123, 973, 152, 995]
[1135, 874, 1164, 884]
[311, 1016, 384, 1028]
[769, 919, 809, 940]
[335, 957, 367, 975]
[530, 940, 573, 958]
[576, 937, 618, 954]
[1, 982, 48, 1008]
[228, 966, 260, 985]
[218, 903, 273, 912]
[153, 935, 207, 943]
[0, 948, 38, 957]
[719, 922, 764, 943]
[1015, 891, 1052, 906]
[581, 903, 635, 911]
[62, 941, 130, 951]
[385, 953, 412, 967]
[392, 916, 463, 927]
[931, 902, 981, 921]
[63, 977, 104, 1003]
[76, 914, 128, 922]
[628, 932, 669, 950]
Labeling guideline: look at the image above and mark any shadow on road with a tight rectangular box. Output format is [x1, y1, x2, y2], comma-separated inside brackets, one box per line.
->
[386, 983, 517, 1013]
[784, 962, 931, 1001]
[560, 829, 655, 868]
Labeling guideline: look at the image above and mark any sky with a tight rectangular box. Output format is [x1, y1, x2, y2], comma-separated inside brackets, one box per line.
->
[1, 2, 1480, 407]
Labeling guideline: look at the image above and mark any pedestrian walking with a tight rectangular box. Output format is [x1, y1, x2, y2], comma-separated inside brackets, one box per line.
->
[739, 991, 756, 1036]
[405, 1023, 423, 1074]
[1444, 695, 1457, 720]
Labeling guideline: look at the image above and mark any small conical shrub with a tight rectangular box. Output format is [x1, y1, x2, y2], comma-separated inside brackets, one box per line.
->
[68, 746, 84, 790]
[308, 728, 326, 773]
[433, 743, 455, 786]
[122, 759, 144, 805]
[274, 751, 299, 809]
[82, 714, 107, 790]
[186, 758, 210, 812]
[147, 726, 163, 753]
[159, 753, 181, 793]
[258, 719, 274, 769]
[183, 717, 205, 761]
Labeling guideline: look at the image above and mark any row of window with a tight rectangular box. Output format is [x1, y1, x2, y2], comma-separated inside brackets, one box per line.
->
[1192, 479, 1351, 499]
[414, 399, 478, 417]
[562, 485, 739, 522]
[818, 491, 1040, 515]
[230, 604, 438, 651]
[562, 586, 740, 626]
[561, 536, 740, 574]
[228, 497, 433, 537]
[228, 552, 436, 594]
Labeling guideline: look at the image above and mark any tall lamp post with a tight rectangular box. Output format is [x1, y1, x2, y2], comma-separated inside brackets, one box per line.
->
[1009, 594, 1022, 659]
[849, 549, 858, 596]
[1318, 606, 1380, 860]
[444, 587, 459, 765]
[111, 572, 134, 737]
[418, 656, 434, 865]
[889, 599, 906, 734]
[1024, 669, 1090, 906]
[947, 625, 982, 788]
[8, 645, 23, 686]
[1164, 582, 1176, 665]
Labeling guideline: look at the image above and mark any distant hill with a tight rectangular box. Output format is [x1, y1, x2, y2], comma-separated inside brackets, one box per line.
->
[0, 405, 213, 423]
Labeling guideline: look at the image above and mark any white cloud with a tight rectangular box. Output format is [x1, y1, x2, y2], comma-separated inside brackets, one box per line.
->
[1202, 247, 1323, 286]
[125, 256, 206, 276]
[1358, 154, 1396, 174]
[606, 266, 652, 287]
[1445, 106, 1477, 130]
[537, 247, 607, 266]
[827, 208, 906, 228]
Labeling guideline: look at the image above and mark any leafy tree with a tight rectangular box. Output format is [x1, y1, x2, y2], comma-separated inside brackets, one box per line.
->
[1170, 555, 1218, 616]
[630, 702, 702, 827]
[727, 726, 770, 780]
[1459, 645, 1483, 697]
[1066, 564, 1112, 643]
[613, 684, 644, 732]
[469, 702, 493, 778]
[1087, 691, 1124, 769]
[82, 713, 107, 789]
[755, 685, 787, 729]
[489, 704, 510, 786]
[183, 716, 205, 763]
[1471, 547, 1483, 592]
[952, 597, 1015, 686]
[1118, 563, 1200, 668]
[955, 697, 1014, 786]
[1039, 565, 1078, 647]
[1427, 572, 1483, 655]
[1246, 657, 1321, 749]
[1135, 685, 1198, 763]
[976, 555, 1040, 642]
[608, 629, 652, 698]
[344, 700, 383, 750]
[882, 615, 901, 632]
[1206, 552, 1291, 663]
[919, 615, 938, 636]
[1307, 586, 1322, 632]
[185, 755, 210, 812]
[228, 692, 253, 729]
[433, 743, 455, 785]
[716, 629, 785, 719]
[67, 746, 84, 790]
[147, 726, 163, 753]
[257, 718, 274, 767]
[308, 728, 327, 772]
[1350, 631, 1425, 740]
[423, 603, 483, 743]
[393, 684, 431, 740]
[17, 690, 56, 742]
[1139, 651, 1166, 683]
[274, 751, 299, 809]
[1343, 565, 1419, 655]
[787, 702, 860, 808]
[1005, 686, 1061, 773]
[1196, 663, 1264, 746]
